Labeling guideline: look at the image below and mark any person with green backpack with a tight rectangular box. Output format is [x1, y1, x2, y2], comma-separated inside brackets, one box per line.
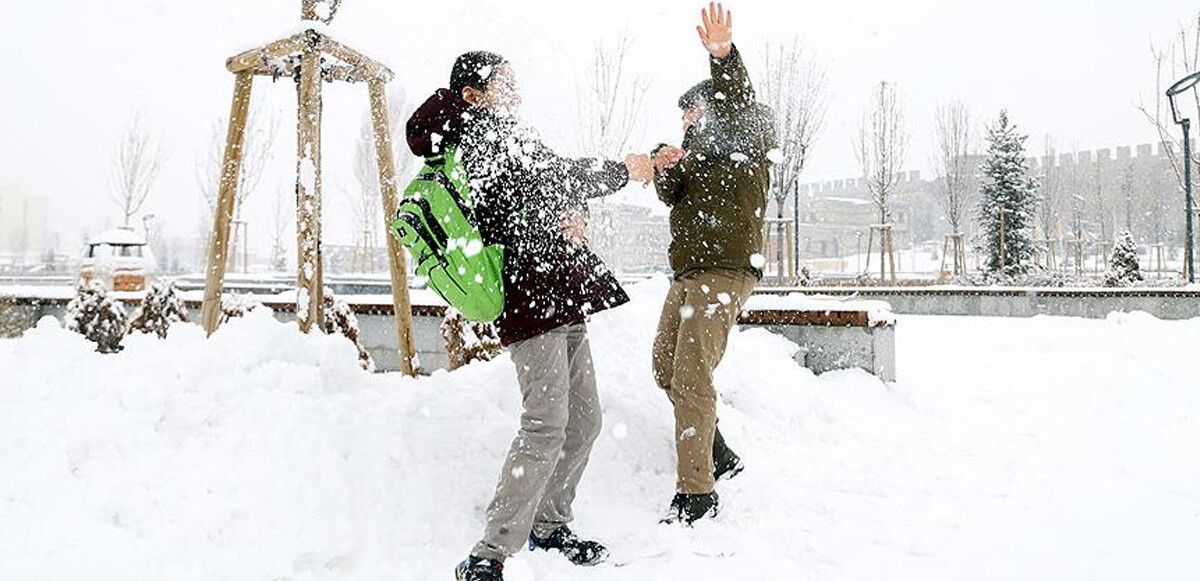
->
[404, 51, 653, 581]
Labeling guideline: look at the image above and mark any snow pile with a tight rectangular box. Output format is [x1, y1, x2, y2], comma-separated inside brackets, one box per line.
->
[2, 280, 1198, 580]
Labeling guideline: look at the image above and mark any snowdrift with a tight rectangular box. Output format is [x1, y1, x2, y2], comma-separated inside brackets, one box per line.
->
[1, 279, 1198, 580]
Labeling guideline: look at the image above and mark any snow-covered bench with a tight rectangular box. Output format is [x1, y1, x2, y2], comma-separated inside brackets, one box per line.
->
[738, 295, 897, 382]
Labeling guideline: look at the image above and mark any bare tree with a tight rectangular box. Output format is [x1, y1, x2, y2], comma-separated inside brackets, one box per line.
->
[574, 35, 650, 268]
[760, 38, 828, 276]
[1034, 136, 1064, 269]
[195, 101, 278, 271]
[575, 34, 649, 158]
[1062, 149, 1090, 275]
[1120, 160, 1136, 234]
[269, 184, 291, 272]
[855, 81, 908, 279]
[349, 87, 414, 273]
[933, 101, 975, 276]
[1091, 163, 1113, 247]
[109, 114, 166, 227]
[933, 101, 975, 234]
[1140, 13, 1200, 196]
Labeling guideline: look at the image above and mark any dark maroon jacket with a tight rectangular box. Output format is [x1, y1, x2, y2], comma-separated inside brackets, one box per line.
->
[407, 90, 631, 346]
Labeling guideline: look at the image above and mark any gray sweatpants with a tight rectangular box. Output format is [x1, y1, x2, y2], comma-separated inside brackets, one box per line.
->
[472, 322, 602, 561]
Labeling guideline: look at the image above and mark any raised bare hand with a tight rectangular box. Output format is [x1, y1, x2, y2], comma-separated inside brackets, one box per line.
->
[696, 2, 733, 59]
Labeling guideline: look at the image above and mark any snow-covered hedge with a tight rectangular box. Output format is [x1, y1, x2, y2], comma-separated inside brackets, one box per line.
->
[323, 289, 373, 371]
[0, 294, 24, 338]
[220, 292, 264, 325]
[63, 281, 127, 353]
[128, 280, 191, 339]
[440, 308, 502, 370]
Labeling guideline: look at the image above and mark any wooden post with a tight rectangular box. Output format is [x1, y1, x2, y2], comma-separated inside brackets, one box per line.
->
[863, 227, 876, 277]
[368, 79, 418, 377]
[956, 234, 967, 276]
[201, 71, 255, 335]
[295, 45, 324, 333]
[885, 226, 897, 283]
[879, 226, 886, 281]
[301, 0, 319, 21]
[939, 234, 952, 280]
[786, 221, 796, 283]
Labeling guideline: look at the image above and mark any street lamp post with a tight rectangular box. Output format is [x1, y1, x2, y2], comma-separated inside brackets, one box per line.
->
[1167, 71, 1200, 283]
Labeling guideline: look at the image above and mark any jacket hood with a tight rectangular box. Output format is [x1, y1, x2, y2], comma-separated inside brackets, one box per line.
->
[406, 88, 473, 158]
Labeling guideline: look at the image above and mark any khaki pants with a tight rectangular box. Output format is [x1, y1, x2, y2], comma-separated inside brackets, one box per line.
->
[472, 322, 602, 561]
[652, 268, 757, 494]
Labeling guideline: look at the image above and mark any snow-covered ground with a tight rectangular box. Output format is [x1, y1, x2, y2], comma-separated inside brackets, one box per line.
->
[1, 279, 1198, 580]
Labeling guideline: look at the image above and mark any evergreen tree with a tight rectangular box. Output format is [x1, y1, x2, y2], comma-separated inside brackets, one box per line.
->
[976, 110, 1038, 277]
[1105, 229, 1143, 287]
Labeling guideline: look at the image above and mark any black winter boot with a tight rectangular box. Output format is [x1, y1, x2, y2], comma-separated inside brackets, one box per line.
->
[528, 525, 609, 566]
[713, 427, 745, 482]
[660, 492, 720, 525]
[454, 555, 503, 581]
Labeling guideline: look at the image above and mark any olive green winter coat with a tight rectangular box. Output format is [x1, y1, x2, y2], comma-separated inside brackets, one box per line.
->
[654, 45, 777, 279]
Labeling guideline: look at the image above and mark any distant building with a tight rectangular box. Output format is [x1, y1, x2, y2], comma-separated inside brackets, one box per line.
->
[0, 184, 50, 264]
[771, 173, 924, 262]
[774, 141, 1185, 267]
[587, 201, 671, 275]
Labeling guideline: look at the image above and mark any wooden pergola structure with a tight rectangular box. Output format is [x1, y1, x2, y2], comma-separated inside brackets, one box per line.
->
[200, 0, 418, 376]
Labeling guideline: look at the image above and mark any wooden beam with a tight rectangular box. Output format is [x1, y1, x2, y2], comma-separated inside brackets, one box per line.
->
[322, 36, 394, 82]
[201, 71, 255, 336]
[251, 62, 377, 84]
[295, 45, 325, 333]
[226, 34, 307, 74]
[368, 79, 418, 376]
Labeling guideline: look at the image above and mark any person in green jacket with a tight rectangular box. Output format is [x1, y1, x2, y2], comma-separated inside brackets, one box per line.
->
[651, 2, 777, 525]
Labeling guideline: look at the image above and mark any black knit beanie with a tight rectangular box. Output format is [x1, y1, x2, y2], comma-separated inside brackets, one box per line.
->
[678, 79, 714, 109]
[450, 51, 509, 93]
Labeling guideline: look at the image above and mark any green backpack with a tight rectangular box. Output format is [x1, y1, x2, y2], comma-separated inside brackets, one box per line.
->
[390, 145, 505, 322]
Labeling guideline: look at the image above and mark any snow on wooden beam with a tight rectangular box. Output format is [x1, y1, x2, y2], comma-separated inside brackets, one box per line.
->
[226, 34, 309, 74]
[321, 36, 394, 82]
[250, 62, 379, 84]
[229, 32, 392, 83]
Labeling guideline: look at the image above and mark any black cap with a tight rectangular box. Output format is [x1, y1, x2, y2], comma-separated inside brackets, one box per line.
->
[450, 51, 509, 93]
[678, 79, 714, 109]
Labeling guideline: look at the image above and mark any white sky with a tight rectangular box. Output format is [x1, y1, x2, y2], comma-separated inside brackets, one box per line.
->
[1, 0, 1197, 251]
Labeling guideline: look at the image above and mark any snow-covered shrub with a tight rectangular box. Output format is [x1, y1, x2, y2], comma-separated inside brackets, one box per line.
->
[0, 294, 24, 338]
[1104, 230, 1143, 287]
[322, 289, 373, 371]
[64, 281, 128, 353]
[128, 280, 191, 339]
[441, 308, 502, 371]
[796, 265, 813, 287]
[220, 293, 264, 325]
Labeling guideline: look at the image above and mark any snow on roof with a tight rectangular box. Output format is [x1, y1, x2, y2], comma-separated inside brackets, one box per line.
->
[88, 227, 146, 246]
[821, 196, 874, 206]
